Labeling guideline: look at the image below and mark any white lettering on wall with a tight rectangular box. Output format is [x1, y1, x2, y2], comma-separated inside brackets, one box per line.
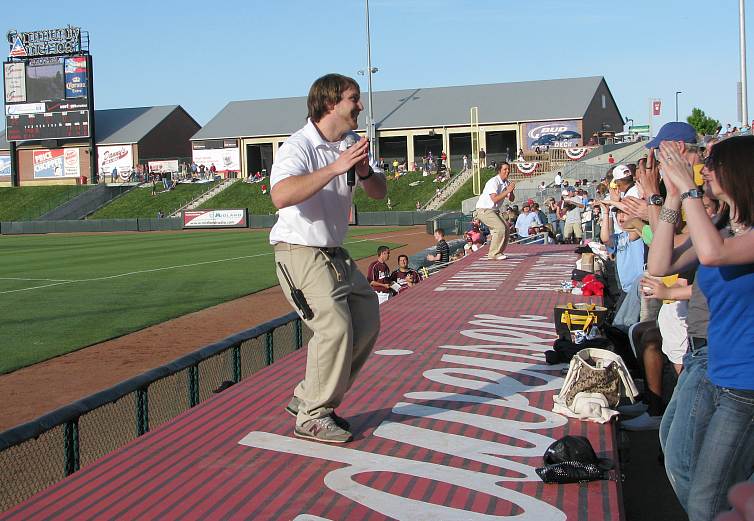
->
[239, 314, 569, 520]
[435, 256, 526, 292]
[515, 253, 574, 291]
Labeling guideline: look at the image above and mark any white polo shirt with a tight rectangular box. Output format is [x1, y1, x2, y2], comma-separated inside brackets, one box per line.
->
[475, 175, 509, 210]
[269, 119, 378, 247]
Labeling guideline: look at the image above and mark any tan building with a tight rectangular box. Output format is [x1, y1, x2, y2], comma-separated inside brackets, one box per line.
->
[191, 76, 622, 177]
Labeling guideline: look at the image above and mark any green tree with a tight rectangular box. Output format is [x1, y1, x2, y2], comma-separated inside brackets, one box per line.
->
[687, 107, 720, 136]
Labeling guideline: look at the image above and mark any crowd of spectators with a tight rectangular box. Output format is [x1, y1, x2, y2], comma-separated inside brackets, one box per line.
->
[455, 121, 752, 518]
[560, 121, 754, 521]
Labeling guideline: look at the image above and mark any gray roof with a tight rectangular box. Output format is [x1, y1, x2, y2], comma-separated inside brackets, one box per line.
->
[192, 76, 608, 140]
[1, 105, 190, 149]
[94, 105, 184, 144]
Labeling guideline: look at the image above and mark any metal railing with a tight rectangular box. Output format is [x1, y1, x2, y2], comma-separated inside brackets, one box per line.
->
[0, 311, 309, 514]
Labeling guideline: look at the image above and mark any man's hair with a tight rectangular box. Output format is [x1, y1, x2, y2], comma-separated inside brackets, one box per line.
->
[435, 228, 445, 237]
[397, 254, 409, 263]
[496, 162, 510, 174]
[377, 245, 390, 256]
[705, 135, 754, 227]
[307, 73, 360, 122]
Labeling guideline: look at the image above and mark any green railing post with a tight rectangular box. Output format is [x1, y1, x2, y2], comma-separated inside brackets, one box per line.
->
[265, 331, 274, 366]
[295, 319, 303, 350]
[136, 388, 149, 436]
[232, 346, 241, 382]
[64, 420, 80, 476]
[188, 366, 199, 407]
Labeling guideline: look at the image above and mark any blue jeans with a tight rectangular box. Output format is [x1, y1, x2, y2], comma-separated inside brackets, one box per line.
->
[686, 385, 754, 521]
[660, 345, 712, 510]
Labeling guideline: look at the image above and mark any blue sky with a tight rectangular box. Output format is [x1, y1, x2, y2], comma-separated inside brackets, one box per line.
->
[3, 0, 752, 133]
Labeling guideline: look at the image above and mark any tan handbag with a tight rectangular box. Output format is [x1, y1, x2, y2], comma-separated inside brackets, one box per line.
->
[553, 348, 639, 423]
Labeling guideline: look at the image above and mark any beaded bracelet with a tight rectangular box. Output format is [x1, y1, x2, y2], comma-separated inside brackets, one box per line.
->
[659, 206, 680, 225]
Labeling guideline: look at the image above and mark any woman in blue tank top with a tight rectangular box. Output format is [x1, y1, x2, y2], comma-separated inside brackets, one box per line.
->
[659, 135, 754, 520]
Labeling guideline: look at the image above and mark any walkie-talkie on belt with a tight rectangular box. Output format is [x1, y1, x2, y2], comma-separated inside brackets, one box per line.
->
[277, 262, 314, 320]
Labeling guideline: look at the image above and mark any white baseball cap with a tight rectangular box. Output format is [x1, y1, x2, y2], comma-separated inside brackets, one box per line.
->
[612, 164, 632, 181]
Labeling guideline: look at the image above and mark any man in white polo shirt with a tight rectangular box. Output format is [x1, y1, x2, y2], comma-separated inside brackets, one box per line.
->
[270, 73, 386, 444]
[475, 162, 516, 259]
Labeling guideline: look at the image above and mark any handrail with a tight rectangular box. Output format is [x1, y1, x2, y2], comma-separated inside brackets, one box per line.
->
[0, 311, 298, 451]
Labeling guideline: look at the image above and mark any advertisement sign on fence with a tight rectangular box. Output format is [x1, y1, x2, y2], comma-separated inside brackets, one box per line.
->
[0, 154, 11, 177]
[97, 145, 133, 178]
[33, 148, 80, 178]
[147, 159, 179, 174]
[182, 209, 248, 229]
[191, 147, 240, 172]
[523, 120, 582, 150]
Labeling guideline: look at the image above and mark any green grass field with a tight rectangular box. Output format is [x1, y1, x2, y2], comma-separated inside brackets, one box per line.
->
[439, 168, 496, 210]
[0, 227, 403, 374]
[198, 178, 276, 214]
[0, 186, 92, 221]
[89, 182, 219, 219]
[352, 170, 446, 211]
[198, 171, 443, 214]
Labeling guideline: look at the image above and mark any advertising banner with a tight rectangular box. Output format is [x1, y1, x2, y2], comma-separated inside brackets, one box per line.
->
[0, 154, 11, 177]
[523, 120, 582, 150]
[33, 148, 80, 178]
[191, 147, 240, 172]
[4, 62, 26, 103]
[64, 56, 87, 98]
[182, 209, 248, 229]
[97, 145, 133, 177]
[147, 160, 179, 173]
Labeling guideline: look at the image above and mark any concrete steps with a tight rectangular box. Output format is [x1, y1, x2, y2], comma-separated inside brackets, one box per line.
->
[422, 168, 471, 210]
[170, 178, 239, 217]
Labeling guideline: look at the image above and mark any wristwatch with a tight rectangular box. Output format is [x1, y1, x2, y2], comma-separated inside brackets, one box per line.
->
[680, 188, 704, 203]
[358, 166, 374, 180]
[647, 194, 664, 206]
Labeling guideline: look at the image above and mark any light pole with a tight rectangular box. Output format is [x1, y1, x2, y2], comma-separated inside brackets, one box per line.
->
[675, 91, 682, 122]
[357, 65, 378, 157]
[364, 0, 376, 160]
[740, 0, 749, 125]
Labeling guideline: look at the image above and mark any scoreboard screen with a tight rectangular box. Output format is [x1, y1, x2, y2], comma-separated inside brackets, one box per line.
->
[3, 56, 91, 142]
[5, 101, 90, 141]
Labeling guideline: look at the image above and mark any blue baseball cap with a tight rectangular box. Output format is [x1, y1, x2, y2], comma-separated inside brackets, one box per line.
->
[646, 122, 697, 149]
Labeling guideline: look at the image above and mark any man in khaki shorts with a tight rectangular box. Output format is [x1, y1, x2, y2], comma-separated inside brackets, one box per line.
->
[474, 162, 516, 259]
[269, 74, 386, 443]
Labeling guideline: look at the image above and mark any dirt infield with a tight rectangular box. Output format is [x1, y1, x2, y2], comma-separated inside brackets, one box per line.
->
[0, 226, 442, 432]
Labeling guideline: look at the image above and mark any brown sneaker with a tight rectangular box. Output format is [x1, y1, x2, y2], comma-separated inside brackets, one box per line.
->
[285, 396, 350, 431]
[294, 416, 352, 444]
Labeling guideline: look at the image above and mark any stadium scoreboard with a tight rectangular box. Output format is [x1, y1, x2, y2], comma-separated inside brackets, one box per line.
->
[3, 26, 92, 142]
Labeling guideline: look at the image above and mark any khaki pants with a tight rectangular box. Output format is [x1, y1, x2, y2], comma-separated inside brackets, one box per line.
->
[274, 243, 380, 425]
[475, 208, 509, 258]
[564, 221, 583, 240]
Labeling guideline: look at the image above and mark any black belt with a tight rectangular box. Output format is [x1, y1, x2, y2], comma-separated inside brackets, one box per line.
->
[319, 247, 342, 256]
[689, 336, 707, 351]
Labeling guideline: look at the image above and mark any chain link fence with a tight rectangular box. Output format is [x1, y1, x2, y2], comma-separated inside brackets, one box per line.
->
[0, 312, 304, 514]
